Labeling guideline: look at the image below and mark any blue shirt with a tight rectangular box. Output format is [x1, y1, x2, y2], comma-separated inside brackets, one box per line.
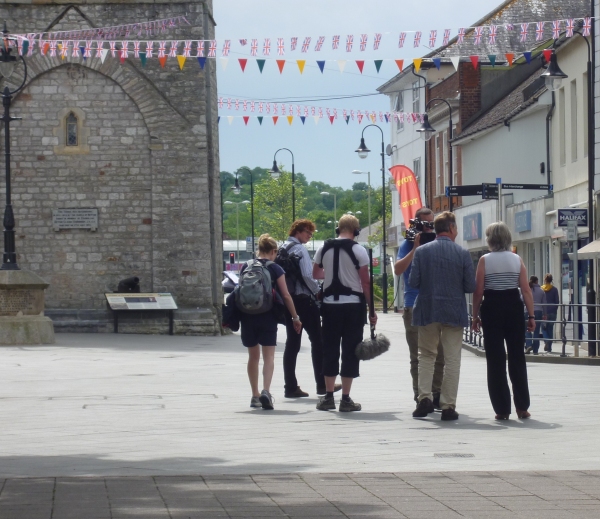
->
[397, 240, 419, 308]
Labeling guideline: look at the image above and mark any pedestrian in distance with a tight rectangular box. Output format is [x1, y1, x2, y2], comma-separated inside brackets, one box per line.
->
[409, 211, 476, 421]
[312, 215, 376, 412]
[471, 222, 534, 421]
[525, 276, 546, 355]
[394, 207, 445, 409]
[277, 219, 341, 398]
[238, 234, 302, 410]
[541, 274, 560, 353]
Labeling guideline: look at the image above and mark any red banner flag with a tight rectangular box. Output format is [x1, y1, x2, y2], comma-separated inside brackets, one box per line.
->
[389, 165, 422, 228]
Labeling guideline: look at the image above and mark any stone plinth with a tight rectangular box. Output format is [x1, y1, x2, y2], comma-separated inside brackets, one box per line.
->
[0, 270, 55, 345]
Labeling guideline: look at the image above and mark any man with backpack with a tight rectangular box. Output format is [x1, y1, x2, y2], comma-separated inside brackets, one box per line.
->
[312, 215, 376, 412]
[277, 219, 339, 398]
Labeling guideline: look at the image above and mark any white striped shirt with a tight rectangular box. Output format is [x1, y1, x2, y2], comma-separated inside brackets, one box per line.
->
[483, 251, 521, 290]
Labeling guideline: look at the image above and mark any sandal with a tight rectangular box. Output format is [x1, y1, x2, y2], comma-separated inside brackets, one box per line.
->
[516, 409, 531, 419]
[495, 414, 510, 420]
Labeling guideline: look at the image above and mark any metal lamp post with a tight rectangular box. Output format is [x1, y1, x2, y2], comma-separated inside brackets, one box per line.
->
[544, 40, 596, 356]
[224, 200, 250, 273]
[417, 98, 454, 212]
[269, 148, 296, 221]
[321, 192, 336, 237]
[355, 124, 389, 313]
[234, 167, 255, 257]
[352, 170, 371, 238]
[0, 24, 27, 270]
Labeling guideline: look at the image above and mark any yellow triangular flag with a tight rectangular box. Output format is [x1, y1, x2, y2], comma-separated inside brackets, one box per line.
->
[296, 60, 306, 74]
[287, 115, 293, 125]
[370, 114, 376, 123]
[177, 55, 186, 70]
[413, 58, 422, 73]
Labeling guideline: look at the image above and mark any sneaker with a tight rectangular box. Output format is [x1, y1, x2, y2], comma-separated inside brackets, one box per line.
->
[441, 408, 459, 421]
[250, 396, 261, 408]
[259, 389, 274, 410]
[432, 393, 441, 410]
[316, 395, 336, 411]
[412, 397, 434, 417]
[525, 346, 533, 354]
[284, 387, 309, 398]
[316, 384, 343, 395]
[339, 397, 362, 412]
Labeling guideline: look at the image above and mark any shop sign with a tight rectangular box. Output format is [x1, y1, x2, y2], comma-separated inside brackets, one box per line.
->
[515, 210, 532, 233]
[463, 213, 482, 241]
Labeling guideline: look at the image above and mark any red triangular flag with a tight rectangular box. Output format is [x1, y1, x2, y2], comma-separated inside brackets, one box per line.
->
[273, 116, 279, 125]
[543, 49, 552, 63]
[470, 55, 479, 69]
[238, 58, 247, 72]
[395, 59, 404, 71]
[276, 60, 285, 73]
[158, 56, 167, 68]
[243, 116, 249, 125]
[120, 56, 126, 65]
[329, 115, 335, 124]
[505, 53, 514, 66]
[355, 60, 365, 73]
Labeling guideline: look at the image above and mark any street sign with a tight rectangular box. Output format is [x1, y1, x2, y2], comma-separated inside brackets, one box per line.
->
[245, 236, 257, 252]
[445, 185, 483, 197]
[557, 208, 588, 227]
[567, 220, 578, 242]
[481, 183, 499, 200]
[501, 183, 552, 191]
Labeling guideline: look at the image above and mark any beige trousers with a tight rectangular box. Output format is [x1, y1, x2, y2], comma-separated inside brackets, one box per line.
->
[417, 322, 463, 410]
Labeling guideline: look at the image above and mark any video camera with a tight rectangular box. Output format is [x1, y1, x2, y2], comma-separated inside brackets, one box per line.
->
[405, 218, 435, 244]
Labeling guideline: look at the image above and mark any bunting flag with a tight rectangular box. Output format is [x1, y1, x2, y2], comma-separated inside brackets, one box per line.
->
[220, 57, 228, 70]
[374, 59, 383, 73]
[443, 29, 451, 45]
[457, 28, 466, 44]
[566, 19, 575, 37]
[489, 26, 498, 45]
[346, 35, 353, 52]
[523, 51, 532, 64]
[301, 37, 311, 52]
[243, 116, 249, 125]
[543, 49, 552, 62]
[389, 165, 422, 228]
[432, 57, 441, 70]
[272, 116, 278, 125]
[315, 36, 325, 51]
[297, 60, 306, 73]
[290, 37, 298, 51]
[222, 39, 231, 56]
[413, 31, 421, 48]
[450, 56, 460, 70]
[359, 34, 368, 51]
[413, 58, 422, 73]
[338, 60, 346, 72]
[332, 35, 340, 49]
[373, 33, 381, 50]
[395, 59, 404, 71]
[257, 59, 265, 72]
[536, 22, 545, 41]
[488, 54, 496, 67]
[505, 53, 514, 66]
[197, 56, 206, 69]
[317, 60, 325, 73]
[552, 21, 561, 39]
[287, 115, 293, 125]
[583, 17, 592, 36]
[177, 55, 185, 70]
[276, 59, 285, 73]
[355, 60, 365, 73]
[251, 39, 258, 56]
[473, 27, 483, 45]
[470, 55, 479, 69]
[238, 58, 247, 71]
[520, 23, 529, 42]
[429, 30, 437, 47]
[277, 38, 285, 56]
[398, 32, 406, 48]
[263, 38, 271, 56]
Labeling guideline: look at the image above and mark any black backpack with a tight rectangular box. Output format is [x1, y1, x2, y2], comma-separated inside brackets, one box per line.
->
[275, 241, 308, 296]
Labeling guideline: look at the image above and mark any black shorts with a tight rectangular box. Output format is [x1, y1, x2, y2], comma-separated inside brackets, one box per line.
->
[240, 311, 278, 347]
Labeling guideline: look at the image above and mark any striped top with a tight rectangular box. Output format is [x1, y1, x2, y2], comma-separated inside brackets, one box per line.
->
[483, 251, 521, 290]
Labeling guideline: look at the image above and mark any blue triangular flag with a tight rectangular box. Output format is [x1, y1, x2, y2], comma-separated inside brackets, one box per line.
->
[317, 60, 325, 73]
[22, 40, 29, 56]
[80, 46, 85, 59]
[345, 116, 350, 124]
[432, 58, 441, 70]
[217, 116, 220, 123]
[488, 54, 496, 67]
[384, 115, 389, 123]
[198, 57, 207, 69]
[140, 52, 147, 67]
[523, 52, 532, 64]
[300, 116, 306, 124]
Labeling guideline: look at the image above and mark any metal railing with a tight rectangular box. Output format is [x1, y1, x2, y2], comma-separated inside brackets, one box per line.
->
[465, 302, 600, 358]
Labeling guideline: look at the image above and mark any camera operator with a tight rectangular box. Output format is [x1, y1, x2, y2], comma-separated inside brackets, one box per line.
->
[394, 207, 444, 409]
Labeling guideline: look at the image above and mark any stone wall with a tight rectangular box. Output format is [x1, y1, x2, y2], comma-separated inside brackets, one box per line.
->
[0, 1, 222, 334]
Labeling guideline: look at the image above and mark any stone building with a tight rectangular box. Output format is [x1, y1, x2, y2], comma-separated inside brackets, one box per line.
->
[0, 1, 222, 334]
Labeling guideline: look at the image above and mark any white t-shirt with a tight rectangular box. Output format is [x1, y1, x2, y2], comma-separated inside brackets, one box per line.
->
[314, 239, 369, 304]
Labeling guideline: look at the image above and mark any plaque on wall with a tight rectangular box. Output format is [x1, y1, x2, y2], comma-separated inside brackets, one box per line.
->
[105, 293, 178, 311]
[53, 208, 98, 231]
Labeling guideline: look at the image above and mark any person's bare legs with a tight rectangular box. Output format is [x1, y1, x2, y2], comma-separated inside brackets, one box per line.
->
[247, 345, 260, 397]
[261, 346, 276, 391]
[325, 375, 352, 394]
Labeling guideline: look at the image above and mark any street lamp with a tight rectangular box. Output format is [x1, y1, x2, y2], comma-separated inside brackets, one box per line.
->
[1, 24, 28, 270]
[269, 148, 296, 220]
[417, 98, 454, 212]
[544, 35, 596, 356]
[234, 167, 255, 257]
[355, 124, 389, 313]
[224, 200, 250, 273]
[352, 170, 371, 238]
[321, 192, 337, 238]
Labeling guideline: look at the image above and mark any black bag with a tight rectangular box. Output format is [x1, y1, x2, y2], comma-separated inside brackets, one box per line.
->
[275, 241, 307, 296]
[222, 289, 241, 332]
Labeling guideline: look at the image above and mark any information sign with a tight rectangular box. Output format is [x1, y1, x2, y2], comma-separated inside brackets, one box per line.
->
[105, 293, 178, 311]
[557, 208, 588, 227]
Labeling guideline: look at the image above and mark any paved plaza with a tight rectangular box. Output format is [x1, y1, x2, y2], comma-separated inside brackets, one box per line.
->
[1, 313, 600, 518]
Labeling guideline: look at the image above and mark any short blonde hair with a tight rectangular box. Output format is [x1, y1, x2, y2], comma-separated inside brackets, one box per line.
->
[337, 214, 360, 234]
[257, 233, 277, 254]
[486, 222, 512, 251]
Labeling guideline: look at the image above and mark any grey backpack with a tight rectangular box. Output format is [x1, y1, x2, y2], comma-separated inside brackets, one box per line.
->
[235, 259, 274, 314]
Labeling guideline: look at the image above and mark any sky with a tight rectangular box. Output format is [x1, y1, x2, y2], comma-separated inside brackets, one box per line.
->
[214, 0, 503, 189]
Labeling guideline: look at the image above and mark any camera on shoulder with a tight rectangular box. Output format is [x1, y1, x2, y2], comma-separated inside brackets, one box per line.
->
[405, 218, 435, 244]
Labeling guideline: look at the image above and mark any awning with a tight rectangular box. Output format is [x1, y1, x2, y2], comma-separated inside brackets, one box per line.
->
[568, 239, 600, 260]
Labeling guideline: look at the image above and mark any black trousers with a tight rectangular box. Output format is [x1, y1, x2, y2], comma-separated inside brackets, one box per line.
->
[480, 289, 530, 415]
[283, 295, 325, 391]
[321, 302, 363, 379]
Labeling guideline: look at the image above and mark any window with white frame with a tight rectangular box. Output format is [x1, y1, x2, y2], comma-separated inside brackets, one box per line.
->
[413, 157, 421, 181]
[395, 92, 404, 131]
[412, 81, 420, 114]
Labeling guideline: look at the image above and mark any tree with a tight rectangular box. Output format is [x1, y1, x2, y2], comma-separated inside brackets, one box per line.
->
[253, 170, 304, 242]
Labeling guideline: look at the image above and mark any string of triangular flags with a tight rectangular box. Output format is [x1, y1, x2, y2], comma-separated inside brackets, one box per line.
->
[218, 97, 424, 123]
[217, 112, 425, 126]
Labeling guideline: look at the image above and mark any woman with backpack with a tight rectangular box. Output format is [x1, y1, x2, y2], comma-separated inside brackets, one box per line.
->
[239, 234, 302, 410]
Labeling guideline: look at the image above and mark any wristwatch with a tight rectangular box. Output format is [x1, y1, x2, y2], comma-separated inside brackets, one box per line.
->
[528, 315, 535, 319]
[292, 316, 300, 322]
